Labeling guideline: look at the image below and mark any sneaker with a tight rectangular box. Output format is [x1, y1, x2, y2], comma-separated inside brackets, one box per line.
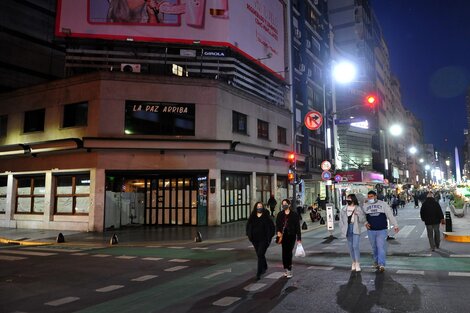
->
[378, 266, 385, 272]
[351, 262, 356, 271]
[285, 270, 293, 278]
[355, 263, 361, 272]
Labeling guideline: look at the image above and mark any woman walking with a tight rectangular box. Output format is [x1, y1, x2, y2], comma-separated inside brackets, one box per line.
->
[275, 199, 301, 278]
[246, 202, 275, 280]
[339, 194, 366, 272]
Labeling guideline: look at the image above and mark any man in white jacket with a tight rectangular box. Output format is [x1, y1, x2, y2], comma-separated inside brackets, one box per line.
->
[363, 190, 399, 272]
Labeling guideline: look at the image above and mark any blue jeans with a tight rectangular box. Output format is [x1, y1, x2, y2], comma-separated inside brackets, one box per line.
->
[367, 229, 388, 266]
[347, 223, 361, 262]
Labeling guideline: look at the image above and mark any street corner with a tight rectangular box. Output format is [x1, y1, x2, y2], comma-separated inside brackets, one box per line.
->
[443, 232, 470, 243]
[0, 237, 52, 246]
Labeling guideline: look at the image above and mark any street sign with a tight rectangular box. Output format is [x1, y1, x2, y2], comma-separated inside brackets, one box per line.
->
[304, 110, 323, 130]
[321, 160, 331, 171]
[321, 171, 332, 181]
[326, 203, 334, 231]
[334, 174, 342, 182]
[334, 117, 366, 125]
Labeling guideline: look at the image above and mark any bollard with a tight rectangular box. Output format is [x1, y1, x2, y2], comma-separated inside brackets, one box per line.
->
[56, 233, 65, 243]
[445, 210, 452, 232]
[301, 221, 308, 230]
[110, 234, 119, 245]
[194, 231, 203, 242]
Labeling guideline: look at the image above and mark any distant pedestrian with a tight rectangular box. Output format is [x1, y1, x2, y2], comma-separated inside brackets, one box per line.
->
[414, 194, 419, 208]
[363, 190, 399, 272]
[339, 194, 366, 272]
[391, 195, 399, 216]
[276, 198, 301, 278]
[246, 201, 275, 280]
[420, 192, 445, 251]
[267, 194, 277, 217]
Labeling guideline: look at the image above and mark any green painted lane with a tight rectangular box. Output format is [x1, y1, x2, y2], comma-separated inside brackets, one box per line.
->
[74, 260, 253, 313]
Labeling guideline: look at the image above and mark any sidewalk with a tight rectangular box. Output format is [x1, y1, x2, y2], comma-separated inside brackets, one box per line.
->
[442, 201, 470, 243]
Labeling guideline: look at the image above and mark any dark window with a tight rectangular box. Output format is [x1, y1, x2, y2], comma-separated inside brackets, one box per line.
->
[125, 101, 195, 136]
[0, 115, 7, 137]
[16, 176, 45, 214]
[257, 119, 269, 140]
[24, 109, 45, 133]
[232, 111, 247, 134]
[0, 176, 6, 213]
[63, 102, 88, 128]
[55, 173, 90, 215]
[277, 126, 287, 144]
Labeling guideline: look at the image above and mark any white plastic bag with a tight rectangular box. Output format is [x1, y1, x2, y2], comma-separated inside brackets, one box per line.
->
[295, 242, 305, 257]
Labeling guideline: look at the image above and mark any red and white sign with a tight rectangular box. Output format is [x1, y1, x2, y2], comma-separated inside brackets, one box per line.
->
[56, 0, 286, 78]
[304, 110, 323, 130]
[321, 160, 331, 171]
[321, 171, 332, 181]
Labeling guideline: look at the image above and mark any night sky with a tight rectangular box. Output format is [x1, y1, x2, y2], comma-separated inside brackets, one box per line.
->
[371, 0, 470, 153]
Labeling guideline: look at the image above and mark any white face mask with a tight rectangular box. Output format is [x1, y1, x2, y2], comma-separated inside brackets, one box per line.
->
[368, 199, 375, 204]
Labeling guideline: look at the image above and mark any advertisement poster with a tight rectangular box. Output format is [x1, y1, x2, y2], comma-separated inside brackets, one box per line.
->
[56, 0, 286, 77]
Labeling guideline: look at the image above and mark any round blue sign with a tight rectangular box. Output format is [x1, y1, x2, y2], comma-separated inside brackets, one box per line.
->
[334, 174, 342, 182]
[321, 171, 332, 181]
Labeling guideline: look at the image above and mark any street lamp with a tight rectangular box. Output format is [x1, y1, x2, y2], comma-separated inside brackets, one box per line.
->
[409, 146, 418, 155]
[332, 61, 357, 84]
[389, 124, 403, 137]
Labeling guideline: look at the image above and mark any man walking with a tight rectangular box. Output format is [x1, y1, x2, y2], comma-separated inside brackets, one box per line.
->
[363, 190, 399, 272]
[267, 194, 277, 217]
[420, 192, 445, 251]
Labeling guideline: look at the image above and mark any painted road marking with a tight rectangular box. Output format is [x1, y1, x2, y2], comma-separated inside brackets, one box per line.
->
[169, 259, 190, 263]
[142, 257, 163, 261]
[164, 266, 188, 272]
[116, 255, 137, 259]
[265, 272, 285, 279]
[420, 229, 427, 238]
[244, 283, 266, 292]
[213, 297, 241, 307]
[395, 225, 415, 238]
[0, 249, 56, 257]
[23, 247, 82, 253]
[71, 253, 89, 256]
[308, 265, 334, 271]
[0, 255, 27, 261]
[92, 254, 111, 258]
[168, 246, 185, 249]
[322, 246, 336, 250]
[450, 255, 470, 258]
[191, 247, 209, 250]
[96, 285, 124, 292]
[146, 245, 162, 248]
[203, 268, 232, 279]
[217, 248, 235, 251]
[45, 296, 80, 306]
[131, 275, 158, 282]
[396, 270, 425, 275]
[409, 253, 432, 257]
[449, 272, 470, 277]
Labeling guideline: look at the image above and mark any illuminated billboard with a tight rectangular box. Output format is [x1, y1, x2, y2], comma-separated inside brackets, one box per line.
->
[56, 0, 286, 78]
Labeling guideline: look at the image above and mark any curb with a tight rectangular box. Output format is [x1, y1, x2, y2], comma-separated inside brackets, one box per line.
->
[443, 232, 470, 243]
[0, 237, 51, 246]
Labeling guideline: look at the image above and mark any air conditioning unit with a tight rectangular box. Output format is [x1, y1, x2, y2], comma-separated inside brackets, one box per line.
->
[294, 28, 301, 39]
[299, 63, 306, 72]
[120, 63, 141, 73]
[306, 40, 311, 49]
[307, 69, 312, 77]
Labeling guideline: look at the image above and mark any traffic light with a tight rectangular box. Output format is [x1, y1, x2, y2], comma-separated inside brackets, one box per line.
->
[287, 152, 296, 184]
[288, 152, 296, 164]
[364, 94, 377, 108]
[288, 170, 295, 183]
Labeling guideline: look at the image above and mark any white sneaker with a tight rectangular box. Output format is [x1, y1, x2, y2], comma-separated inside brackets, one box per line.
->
[351, 262, 356, 271]
[286, 270, 293, 278]
[355, 263, 361, 272]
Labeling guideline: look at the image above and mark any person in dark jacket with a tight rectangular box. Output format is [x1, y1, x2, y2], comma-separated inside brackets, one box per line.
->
[275, 198, 301, 278]
[420, 192, 445, 251]
[267, 194, 277, 217]
[246, 201, 275, 280]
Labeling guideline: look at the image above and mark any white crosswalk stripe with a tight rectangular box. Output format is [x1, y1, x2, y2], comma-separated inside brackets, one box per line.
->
[213, 297, 240, 307]
[45, 296, 80, 306]
[96, 285, 124, 292]
[164, 266, 188, 272]
[131, 275, 158, 282]
[395, 225, 416, 238]
[0, 249, 56, 257]
[244, 283, 266, 291]
[420, 228, 428, 238]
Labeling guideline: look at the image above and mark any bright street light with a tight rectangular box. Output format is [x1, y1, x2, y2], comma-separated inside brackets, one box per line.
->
[408, 146, 418, 154]
[333, 61, 357, 84]
[389, 124, 403, 136]
[419, 158, 424, 163]
[425, 164, 430, 170]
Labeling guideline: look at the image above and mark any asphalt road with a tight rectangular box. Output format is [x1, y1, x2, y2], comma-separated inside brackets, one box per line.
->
[1, 202, 469, 313]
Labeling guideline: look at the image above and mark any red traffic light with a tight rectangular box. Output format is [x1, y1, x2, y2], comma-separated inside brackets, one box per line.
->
[288, 171, 295, 182]
[365, 94, 377, 107]
[288, 152, 296, 163]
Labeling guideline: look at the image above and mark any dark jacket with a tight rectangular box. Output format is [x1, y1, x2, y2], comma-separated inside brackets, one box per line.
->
[420, 198, 444, 225]
[246, 210, 275, 243]
[267, 197, 277, 209]
[275, 210, 301, 241]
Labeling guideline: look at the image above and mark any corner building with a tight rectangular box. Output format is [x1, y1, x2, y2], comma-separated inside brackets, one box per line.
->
[0, 72, 292, 231]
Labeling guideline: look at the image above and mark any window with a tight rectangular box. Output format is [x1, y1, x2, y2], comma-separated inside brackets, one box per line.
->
[232, 111, 247, 134]
[16, 176, 45, 214]
[24, 109, 45, 133]
[63, 102, 88, 128]
[0, 176, 6, 213]
[278, 126, 287, 144]
[257, 119, 269, 140]
[55, 173, 90, 214]
[0, 115, 7, 137]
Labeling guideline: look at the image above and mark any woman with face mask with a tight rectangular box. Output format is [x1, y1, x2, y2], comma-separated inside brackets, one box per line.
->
[246, 201, 275, 280]
[275, 199, 301, 278]
[339, 194, 366, 272]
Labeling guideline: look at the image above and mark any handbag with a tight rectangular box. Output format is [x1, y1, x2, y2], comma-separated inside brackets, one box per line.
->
[275, 234, 283, 244]
[276, 215, 288, 244]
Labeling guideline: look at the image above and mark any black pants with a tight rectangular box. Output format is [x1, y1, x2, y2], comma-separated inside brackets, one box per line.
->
[281, 236, 296, 270]
[252, 240, 269, 275]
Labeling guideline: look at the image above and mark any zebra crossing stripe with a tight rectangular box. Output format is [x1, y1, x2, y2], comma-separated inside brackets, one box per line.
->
[45, 296, 80, 306]
[96, 285, 124, 292]
[191, 247, 208, 250]
[142, 257, 163, 261]
[244, 283, 266, 291]
[169, 259, 190, 263]
[420, 229, 428, 238]
[92, 254, 111, 258]
[116, 255, 137, 259]
[449, 272, 470, 277]
[396, 270, 425, 275]
[217, 248, 235, 251]
[71, 253, 89, 256]
[213, 296, 241, 307]
[395, 225, 415, 238]
[164, 266, 188, 272]
[450, 255, 470, 258]
[308, 265, 334, 271]
[265, 272, 285, 279]
[0, 249, 56, 257]
[132, 275, 158, 282]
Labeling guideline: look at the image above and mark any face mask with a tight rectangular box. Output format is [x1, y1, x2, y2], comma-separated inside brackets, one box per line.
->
[282, 204, 289, 210]
[256, 207, 264, 212]
[368, 199, 375, 204]
[346, 200, 352, 205]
